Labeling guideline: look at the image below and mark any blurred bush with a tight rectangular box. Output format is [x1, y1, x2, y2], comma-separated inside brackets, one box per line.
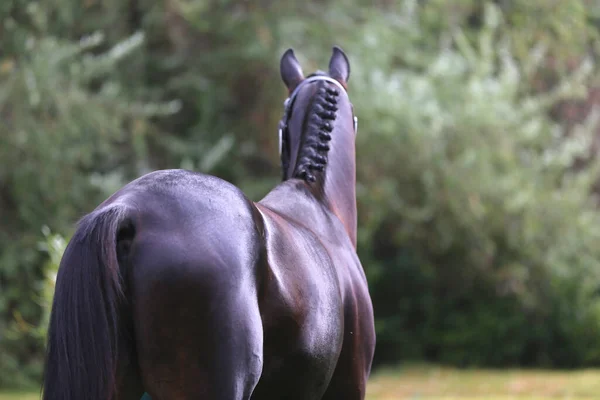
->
[2, 0, 600, 386]
[351, 2, 600, 367]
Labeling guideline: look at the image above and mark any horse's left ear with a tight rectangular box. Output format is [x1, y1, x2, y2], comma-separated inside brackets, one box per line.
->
[328, 46, 350, 85]
[280, 48, 305, 93]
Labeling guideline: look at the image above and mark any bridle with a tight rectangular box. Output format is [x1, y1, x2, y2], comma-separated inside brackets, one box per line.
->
[278, 75, 358, 156]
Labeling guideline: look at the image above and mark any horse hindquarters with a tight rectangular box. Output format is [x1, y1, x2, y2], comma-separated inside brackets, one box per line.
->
[44, 169, 265, 400]
[128, 183, 265, 400]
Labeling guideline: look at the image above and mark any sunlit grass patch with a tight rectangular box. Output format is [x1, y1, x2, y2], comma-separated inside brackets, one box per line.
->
[366, 363, 600, 399]
[0, 393, 39, 400]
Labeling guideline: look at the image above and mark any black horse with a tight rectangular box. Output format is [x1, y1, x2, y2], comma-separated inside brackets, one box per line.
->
[43, 46, 375, 400]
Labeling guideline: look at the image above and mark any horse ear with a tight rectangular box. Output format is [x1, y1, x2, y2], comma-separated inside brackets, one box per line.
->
[280, 48, 305, 92]
[328, 46, 350, 84]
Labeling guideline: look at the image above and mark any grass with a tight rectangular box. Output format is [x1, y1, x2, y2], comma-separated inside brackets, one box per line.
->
[366, 364, 600, 399]
[0, 394, 39, 400]
[3, 364, 600, 399]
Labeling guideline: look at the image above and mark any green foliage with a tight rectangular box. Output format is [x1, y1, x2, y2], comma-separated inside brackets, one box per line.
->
[350, 2, 600, 367]
[0, 2, 174, 386]
[0, 229, 65, 389]
[2, 0, 600, 386]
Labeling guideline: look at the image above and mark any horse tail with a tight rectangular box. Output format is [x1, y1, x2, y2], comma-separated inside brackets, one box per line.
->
[42, 205, 133, 400]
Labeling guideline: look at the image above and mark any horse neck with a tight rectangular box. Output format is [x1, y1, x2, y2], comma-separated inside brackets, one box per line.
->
[319, 128, 357, 246]
[283, 81, 358, 246]
[292, 113, 357, 246]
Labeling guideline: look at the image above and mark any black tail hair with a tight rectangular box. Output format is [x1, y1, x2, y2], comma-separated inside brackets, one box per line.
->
[42, 205, 131, 400]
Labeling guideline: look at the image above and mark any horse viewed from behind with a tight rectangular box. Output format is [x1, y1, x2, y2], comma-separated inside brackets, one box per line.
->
[43, 46, 375, 400]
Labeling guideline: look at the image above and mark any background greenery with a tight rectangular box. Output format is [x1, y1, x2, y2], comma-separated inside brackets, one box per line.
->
[3, 0, 600, 388]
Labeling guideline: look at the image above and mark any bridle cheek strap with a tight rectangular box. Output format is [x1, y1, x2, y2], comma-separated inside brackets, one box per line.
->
[278, 76, 358, 156]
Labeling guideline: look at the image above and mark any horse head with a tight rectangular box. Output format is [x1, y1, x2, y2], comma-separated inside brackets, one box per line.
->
[278, 47, 357, 183]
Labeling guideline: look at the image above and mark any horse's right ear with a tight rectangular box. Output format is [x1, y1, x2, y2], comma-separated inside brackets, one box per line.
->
[280, 49, 305, 93]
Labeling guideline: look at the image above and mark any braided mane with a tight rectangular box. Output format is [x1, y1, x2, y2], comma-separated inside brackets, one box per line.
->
[293, 80, 340, 182]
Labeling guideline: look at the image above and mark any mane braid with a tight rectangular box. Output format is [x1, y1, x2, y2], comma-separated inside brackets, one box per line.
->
[293, 82, 340, 182]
